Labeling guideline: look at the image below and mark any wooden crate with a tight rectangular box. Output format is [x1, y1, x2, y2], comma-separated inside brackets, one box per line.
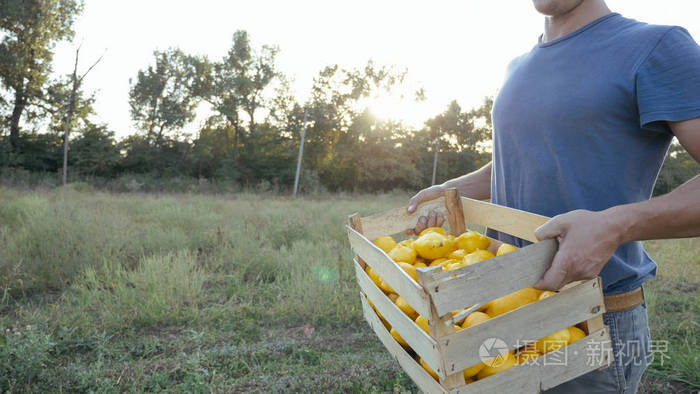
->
[347, 189, 612, 393]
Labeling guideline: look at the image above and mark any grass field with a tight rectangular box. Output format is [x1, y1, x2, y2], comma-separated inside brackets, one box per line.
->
[0, 187, 697, 393]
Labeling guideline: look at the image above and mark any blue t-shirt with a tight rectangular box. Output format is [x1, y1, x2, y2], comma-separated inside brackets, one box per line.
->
[489, 13, 700, 294]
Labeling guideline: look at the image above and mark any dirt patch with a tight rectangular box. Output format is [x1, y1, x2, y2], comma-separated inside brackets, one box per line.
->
[140, 325, 183, 340]
[672, 282, 699, 294]
[229, 379, 269, 393]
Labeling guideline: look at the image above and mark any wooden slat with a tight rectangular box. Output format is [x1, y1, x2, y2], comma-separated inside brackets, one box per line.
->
[354, 259, 442, 372]
[438, 279, 604, 373]
[581, 314, 607, 371]
[348, 212, 364, 235]
[361, 197, 448, 240]
[460, 197, 549, 243]
[484, 235, 504, 255]
[445, 189, 466, 236]
[416, 266, 466, 387]
[348, 212, 367, 268]
[430, 303, 466, 387]
[582, 315, 605, 335]
[449, 327, 612, 393]
[424, 239, 558, 316]
[348, 213, 368, 269]
[450, 303, 483, 327]
[360, 293, 447, 394]
[347, 225, 432, 318]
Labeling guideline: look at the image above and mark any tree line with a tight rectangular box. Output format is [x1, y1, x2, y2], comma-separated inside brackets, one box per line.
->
[1, 0, 696, 194]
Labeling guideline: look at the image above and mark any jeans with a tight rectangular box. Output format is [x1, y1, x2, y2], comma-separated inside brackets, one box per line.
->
[545, 302, 652, 394]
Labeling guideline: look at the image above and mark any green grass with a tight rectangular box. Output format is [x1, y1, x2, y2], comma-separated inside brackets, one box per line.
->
[640, 238, 700, 393]
[0, 187, 697, 392]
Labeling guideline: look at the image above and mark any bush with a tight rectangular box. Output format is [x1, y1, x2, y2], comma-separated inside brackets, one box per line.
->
[69, 125, 120, 177]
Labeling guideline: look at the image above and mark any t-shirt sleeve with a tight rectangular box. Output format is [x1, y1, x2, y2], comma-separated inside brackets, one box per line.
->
[636, 27, 700, 134]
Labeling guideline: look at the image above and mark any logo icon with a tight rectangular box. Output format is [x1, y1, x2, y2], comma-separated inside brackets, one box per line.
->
[479, 337, 509, 367]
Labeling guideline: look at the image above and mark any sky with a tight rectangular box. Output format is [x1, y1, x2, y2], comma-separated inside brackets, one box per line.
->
[51, 0, 700, 139]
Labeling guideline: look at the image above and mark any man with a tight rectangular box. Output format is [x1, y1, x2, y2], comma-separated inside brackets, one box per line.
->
[405, 0, 700, 392]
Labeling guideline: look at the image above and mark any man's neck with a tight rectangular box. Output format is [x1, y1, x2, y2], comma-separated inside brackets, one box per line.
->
[542, 0, 612, 43]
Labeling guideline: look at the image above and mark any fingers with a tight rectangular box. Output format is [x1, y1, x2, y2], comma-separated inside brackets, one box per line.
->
[407, 191, 423, 213]
[414, 216, 429, 236]
[406, 185, 445, 235]
[407, 186, 443, 213]
[410, 211, 445, 236]
[534, 251, 570, 291]
[427, 211, 438, 228]
[535, 216, 565, 241]
[427, 211, 446, 228]
[534, 214, 570, 289]
[534, 214, 574, 290]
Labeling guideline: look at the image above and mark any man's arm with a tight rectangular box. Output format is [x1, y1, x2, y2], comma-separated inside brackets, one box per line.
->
[443, 161, 493, 201]
[534, 117, 700, 291]
[405, 161, 492, 235]
[613, 118, 700, 241]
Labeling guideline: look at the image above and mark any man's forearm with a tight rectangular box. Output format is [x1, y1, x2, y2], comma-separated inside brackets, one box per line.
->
[442, 161, 492, 200]
[608, 174, 700, 243]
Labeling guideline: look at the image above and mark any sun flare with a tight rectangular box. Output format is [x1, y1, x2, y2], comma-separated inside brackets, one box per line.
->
[358, 95, 438, 128]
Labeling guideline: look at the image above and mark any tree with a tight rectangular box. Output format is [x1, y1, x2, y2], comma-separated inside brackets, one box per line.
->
[0, 0, 84, 144]
[654, 142, 700, 196]
[61, 45, 104, 185]
[243, 121, 296, 185]
[129, 48, 198, 145]
[0, 74, 96, 170]
[267, 75, 296, 129]
[239, 37, 279, 140]
[191, 115, 237, 180]
[117, 133, 193, 177]
[190, 30, 280, 170]
[2, 132, 62, 171]
[423, 98, 493, 185]
[302, 61, 409, 190]
[44, 75, 95, 136]
[188, 45, 244, 165]
[348, 111, 421, 191]
[68, 123, 119, 176]
[426, 98, 492, 153]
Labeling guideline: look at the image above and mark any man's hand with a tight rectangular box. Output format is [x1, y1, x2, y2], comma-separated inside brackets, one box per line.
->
[533, 209, 625, 291]
[406, 185, 445, 235]
[405, 162, 493, 236]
